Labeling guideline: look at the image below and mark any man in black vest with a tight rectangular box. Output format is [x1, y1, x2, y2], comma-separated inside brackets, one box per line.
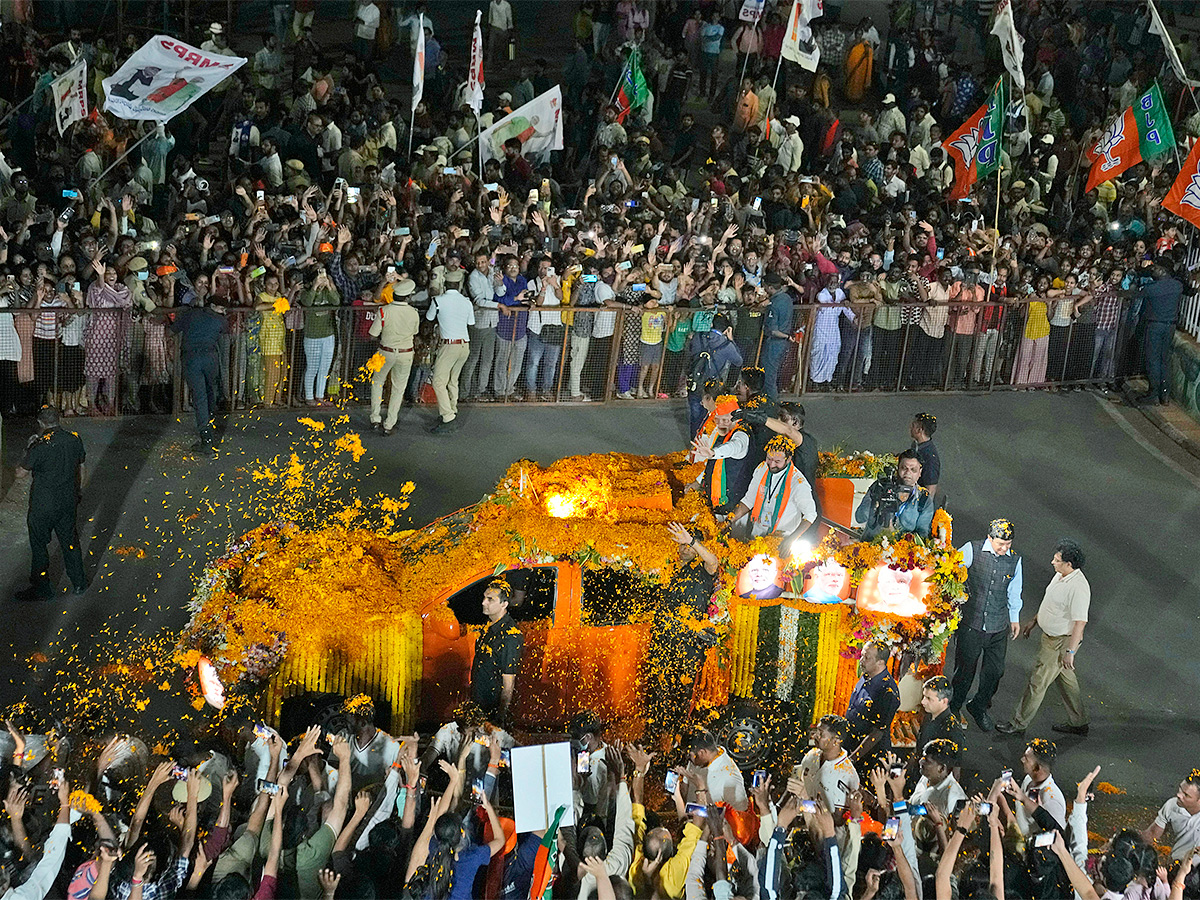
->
[949, 518, 1023, 733]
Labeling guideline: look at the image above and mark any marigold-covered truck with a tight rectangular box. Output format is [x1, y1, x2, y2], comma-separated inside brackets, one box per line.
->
[180, 452, 964, 759]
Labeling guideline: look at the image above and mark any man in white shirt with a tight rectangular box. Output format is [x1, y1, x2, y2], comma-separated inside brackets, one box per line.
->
[795, 714, 860, 813]
[1012, 738, 1067, 835]
[354, 1, 381, 60]
[688, 395, 749, 515]
[682, 730, 748, 811]
[523, 258, 563, 401]
[321, 120, 343, 178]
[729, 435, 817, 541]
[877, 94, 906, 146]
[1143, 773, 1200, 863]
[487, 0, 513, 69]
[570, 712, 613, 818]
[463, 251, 500, 401]
[794, 714, 860, 894]
[427, 268, 474, 433]
[3, 775, 71, 900]
[259, 137, 283, 189]
[908, 738, 966, 817]
[998, 539, 1091, 737]
[776, 116, 805, 173]
[882, 161, 907, 199]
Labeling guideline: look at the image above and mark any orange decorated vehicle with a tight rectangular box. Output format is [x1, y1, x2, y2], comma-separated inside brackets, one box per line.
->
[179, 451, 966, 764]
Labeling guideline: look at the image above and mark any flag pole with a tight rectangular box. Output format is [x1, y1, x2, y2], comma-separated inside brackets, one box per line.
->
[95, 127, 157, 186]
[0, 81, 48, 130]
[987, 75, 1006, 301]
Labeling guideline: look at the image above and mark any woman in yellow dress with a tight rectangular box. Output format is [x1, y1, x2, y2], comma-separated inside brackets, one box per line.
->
[843, 29, 874, 103]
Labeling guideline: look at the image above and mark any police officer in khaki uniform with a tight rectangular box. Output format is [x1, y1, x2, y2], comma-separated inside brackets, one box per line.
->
[17, 407, 87, 600]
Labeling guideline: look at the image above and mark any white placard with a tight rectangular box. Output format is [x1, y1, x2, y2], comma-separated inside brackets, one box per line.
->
[511, 741, 575, 833]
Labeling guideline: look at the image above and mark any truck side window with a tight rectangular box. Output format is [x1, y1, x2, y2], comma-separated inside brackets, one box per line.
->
[446, 567, 557, 626]
[581, 568, 663, 627]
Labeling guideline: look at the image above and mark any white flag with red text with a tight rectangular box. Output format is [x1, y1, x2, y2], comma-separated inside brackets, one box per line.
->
[53, 58, 88, 135]
[990, 0, 1025, 92]
[781, 0, 823, 72]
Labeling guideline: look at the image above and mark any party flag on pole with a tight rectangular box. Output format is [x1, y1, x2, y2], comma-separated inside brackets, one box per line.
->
[1085, 82, 1175, 194]
[1163, 137, 1200, 231]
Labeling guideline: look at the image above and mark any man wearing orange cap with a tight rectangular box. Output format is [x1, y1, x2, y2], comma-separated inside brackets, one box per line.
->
[687, 394, 749, 516]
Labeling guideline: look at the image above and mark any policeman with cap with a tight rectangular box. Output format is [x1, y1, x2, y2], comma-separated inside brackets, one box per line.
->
[949, 518, 1023, 732]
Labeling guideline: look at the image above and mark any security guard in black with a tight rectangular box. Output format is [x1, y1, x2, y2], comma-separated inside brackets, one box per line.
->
[21, 417, 86, 597]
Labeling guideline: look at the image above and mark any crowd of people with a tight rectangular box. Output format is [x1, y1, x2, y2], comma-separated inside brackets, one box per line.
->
[0, 566, 1197, 900]
[0, 0, 1193, 452]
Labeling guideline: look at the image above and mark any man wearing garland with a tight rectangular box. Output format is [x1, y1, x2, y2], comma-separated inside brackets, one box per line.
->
[688, 394, 750, 517]
[727, 435, 818, 544]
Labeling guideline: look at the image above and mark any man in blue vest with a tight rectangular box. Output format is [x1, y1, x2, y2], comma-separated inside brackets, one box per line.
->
[949, 518, 1023, 733]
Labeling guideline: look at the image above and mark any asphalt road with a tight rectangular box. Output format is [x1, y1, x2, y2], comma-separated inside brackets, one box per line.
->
[0, 391, 1196, 825]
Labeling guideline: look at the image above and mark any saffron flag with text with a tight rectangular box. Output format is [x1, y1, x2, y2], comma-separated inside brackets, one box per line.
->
[944, 101, 988, 201]
[1163, 138, 1200, 231]
[1085, 82, 1175, 194]
[944, 79, 1004, 200]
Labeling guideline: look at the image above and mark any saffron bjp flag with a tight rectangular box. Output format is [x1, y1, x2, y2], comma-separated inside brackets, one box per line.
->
[944, 100, 988, 200]
[944, 80, 1004, 201]
[466, 9, 485, 116]
[102, 35, 245, 121]
[1163, 138, 1200, 231]
[528, 806, 568, 900]
[1085, 82, 1175, 194]
[615, 46, 649, 124]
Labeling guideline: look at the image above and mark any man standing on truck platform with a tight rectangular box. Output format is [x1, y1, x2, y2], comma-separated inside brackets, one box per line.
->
[470, 578, 524, 723]
[644, 522, 721, 742]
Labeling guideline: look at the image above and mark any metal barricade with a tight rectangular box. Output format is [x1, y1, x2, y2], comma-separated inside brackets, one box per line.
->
[0, 296, 1146, 421]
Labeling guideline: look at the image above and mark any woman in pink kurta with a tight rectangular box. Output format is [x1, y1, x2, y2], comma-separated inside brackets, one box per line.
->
[84, 260, 132, 414]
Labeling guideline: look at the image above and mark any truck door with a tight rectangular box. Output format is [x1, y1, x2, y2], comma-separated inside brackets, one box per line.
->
[418, 567, 557, 729]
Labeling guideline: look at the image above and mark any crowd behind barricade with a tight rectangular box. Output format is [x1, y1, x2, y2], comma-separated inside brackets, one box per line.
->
[0, 0, 1195, 448]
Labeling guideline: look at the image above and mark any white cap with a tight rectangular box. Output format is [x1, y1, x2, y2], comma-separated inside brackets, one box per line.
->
[209, 22, 223, 34]
[882, 92, 896, 105]
[785, 115, 801, 126]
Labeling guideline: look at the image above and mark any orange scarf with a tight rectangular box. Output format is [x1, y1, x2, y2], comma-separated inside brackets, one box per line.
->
[750, 463, 794, 531]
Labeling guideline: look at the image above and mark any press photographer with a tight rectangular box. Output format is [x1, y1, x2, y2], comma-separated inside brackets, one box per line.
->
[855, 449, 935, 538]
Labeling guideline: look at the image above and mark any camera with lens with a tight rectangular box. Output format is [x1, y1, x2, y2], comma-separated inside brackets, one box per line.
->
[872, 463, 905, 529]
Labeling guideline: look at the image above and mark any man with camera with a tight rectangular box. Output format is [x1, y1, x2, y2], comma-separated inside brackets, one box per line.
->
[855, 450, 934, 538]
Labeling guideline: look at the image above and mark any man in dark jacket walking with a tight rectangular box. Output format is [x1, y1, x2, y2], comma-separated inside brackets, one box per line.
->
[686, 312, 742, 436]
[170, 295, 229, 457]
